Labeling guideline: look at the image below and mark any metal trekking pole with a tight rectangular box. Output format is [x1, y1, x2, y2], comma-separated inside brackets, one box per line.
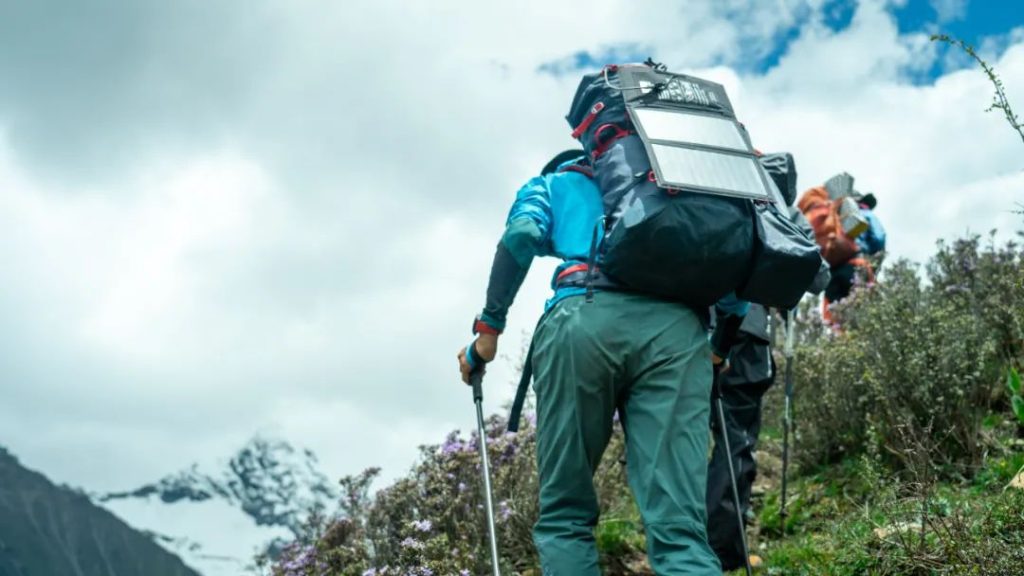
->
[780, 309, 796, 529]
[468, 360, 502, 576]
[712, 367, 753, 576]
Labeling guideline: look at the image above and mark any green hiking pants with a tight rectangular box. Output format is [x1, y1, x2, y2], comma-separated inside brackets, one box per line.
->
[531, 291, 721, 575]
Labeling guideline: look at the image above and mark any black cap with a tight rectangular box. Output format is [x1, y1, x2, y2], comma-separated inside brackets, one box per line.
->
[541, 149, 586, 176]
[854, 191, 877, 210]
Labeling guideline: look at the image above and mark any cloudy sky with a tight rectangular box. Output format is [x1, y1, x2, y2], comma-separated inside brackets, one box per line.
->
[1, 0, 1022, 496]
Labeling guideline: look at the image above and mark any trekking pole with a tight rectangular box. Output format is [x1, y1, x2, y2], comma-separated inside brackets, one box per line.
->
[469, 361, 502, 576]
[780, 309, 796, 530]
[712, 367, 753, 576]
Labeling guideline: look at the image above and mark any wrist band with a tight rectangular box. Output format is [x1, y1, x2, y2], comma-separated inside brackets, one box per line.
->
[466, 341, 480, 370]
[473, 317, 502, 336]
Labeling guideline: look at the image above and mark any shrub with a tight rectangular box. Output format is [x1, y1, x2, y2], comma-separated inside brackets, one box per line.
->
[793, 235, 1024, 478]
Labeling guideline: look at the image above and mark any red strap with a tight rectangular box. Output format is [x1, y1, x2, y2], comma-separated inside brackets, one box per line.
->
[559, 164, 594, 178]
[473, 319, 502, 335]
[556, 263, 589, 282]
[590, 124, 633, 159]
[571, 102, 605, 140]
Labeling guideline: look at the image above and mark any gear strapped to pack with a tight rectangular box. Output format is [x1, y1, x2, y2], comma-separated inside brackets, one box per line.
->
[797, 172, 877, 268]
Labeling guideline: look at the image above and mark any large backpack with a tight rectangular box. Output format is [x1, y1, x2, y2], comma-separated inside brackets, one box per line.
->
[566, 62, 821, 309]
[797, 172, 870, 267]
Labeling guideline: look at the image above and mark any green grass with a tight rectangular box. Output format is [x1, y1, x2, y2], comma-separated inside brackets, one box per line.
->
[744, 452, 1024, 575]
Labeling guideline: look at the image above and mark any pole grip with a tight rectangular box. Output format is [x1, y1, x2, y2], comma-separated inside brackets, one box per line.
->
[470, 366, 485, 403]
[466, 340, 487, 402]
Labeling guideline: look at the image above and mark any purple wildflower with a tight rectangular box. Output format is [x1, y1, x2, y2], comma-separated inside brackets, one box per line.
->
[276, 544, 325, 576]
[441, 433, 466, 456]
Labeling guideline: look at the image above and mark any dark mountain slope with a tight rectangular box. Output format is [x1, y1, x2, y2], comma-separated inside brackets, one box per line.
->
[0, 446, 200, 576]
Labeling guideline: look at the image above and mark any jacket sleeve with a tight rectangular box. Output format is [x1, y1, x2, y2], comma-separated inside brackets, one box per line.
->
[478, 177, 553, 332]
[715, 292, 750, 317]
[710, 292, 749, 358]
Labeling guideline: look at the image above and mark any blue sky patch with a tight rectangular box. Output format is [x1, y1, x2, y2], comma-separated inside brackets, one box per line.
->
[753, 24, 805, 73]
[823, 0, 858, 33]
[894, 0, 1013, 42]
[894, 0, 1024, 82]
[537, 1, 1021, 83]
[735, 0, 852, 75]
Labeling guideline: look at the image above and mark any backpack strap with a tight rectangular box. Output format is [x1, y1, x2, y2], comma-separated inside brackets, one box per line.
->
[507, 309, 548, 433]
[571, 102, 606, 139]
[557, 163, 594, 178]
[590, 124, 634, 160]
[507, 339, 534, 433]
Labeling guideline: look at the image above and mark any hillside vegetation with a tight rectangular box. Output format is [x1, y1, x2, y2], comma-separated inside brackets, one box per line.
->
[261, 233, 1024, 576]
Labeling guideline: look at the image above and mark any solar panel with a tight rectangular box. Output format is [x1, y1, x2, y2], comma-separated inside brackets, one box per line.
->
[632, 108, 748, 152]
[629, 105, 772, 200]
[648, 145, 770, 199]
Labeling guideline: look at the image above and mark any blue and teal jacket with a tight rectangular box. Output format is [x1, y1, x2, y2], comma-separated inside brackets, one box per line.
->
[856, 206, 886, 255]
[478, 157, 748, 333]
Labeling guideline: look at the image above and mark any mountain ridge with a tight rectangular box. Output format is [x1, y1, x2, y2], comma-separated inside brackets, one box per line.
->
[100, 436, 339, 536]
[97, 436, 341, 575]
[0, 445, 200, 576]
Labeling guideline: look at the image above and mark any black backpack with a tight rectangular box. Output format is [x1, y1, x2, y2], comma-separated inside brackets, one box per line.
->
[566, 62, 821, 309]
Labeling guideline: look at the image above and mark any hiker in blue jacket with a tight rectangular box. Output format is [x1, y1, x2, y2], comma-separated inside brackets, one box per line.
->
[824, 192, 887, 305]
[457, 149, 746, 575]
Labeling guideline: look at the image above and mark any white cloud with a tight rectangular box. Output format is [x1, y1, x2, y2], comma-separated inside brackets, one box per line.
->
[0, 0, 1022, 533]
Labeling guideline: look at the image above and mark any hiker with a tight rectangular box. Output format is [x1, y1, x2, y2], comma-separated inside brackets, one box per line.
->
[798, 174, 886, 314]
[458, 62, 822, 575]
[705, 152, 824, 572]
[457, 149, 745, 574]
[707, 303, 772, 571]
[825, 191, 886, 304]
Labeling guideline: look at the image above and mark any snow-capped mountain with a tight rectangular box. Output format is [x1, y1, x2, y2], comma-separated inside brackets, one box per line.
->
[97, 437, 339, 576]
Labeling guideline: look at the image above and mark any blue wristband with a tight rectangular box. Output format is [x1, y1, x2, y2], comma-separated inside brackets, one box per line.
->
[465, 341, 479, 370]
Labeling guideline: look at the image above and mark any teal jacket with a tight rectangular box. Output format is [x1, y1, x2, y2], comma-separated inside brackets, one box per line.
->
[479, 157, 748, 332]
